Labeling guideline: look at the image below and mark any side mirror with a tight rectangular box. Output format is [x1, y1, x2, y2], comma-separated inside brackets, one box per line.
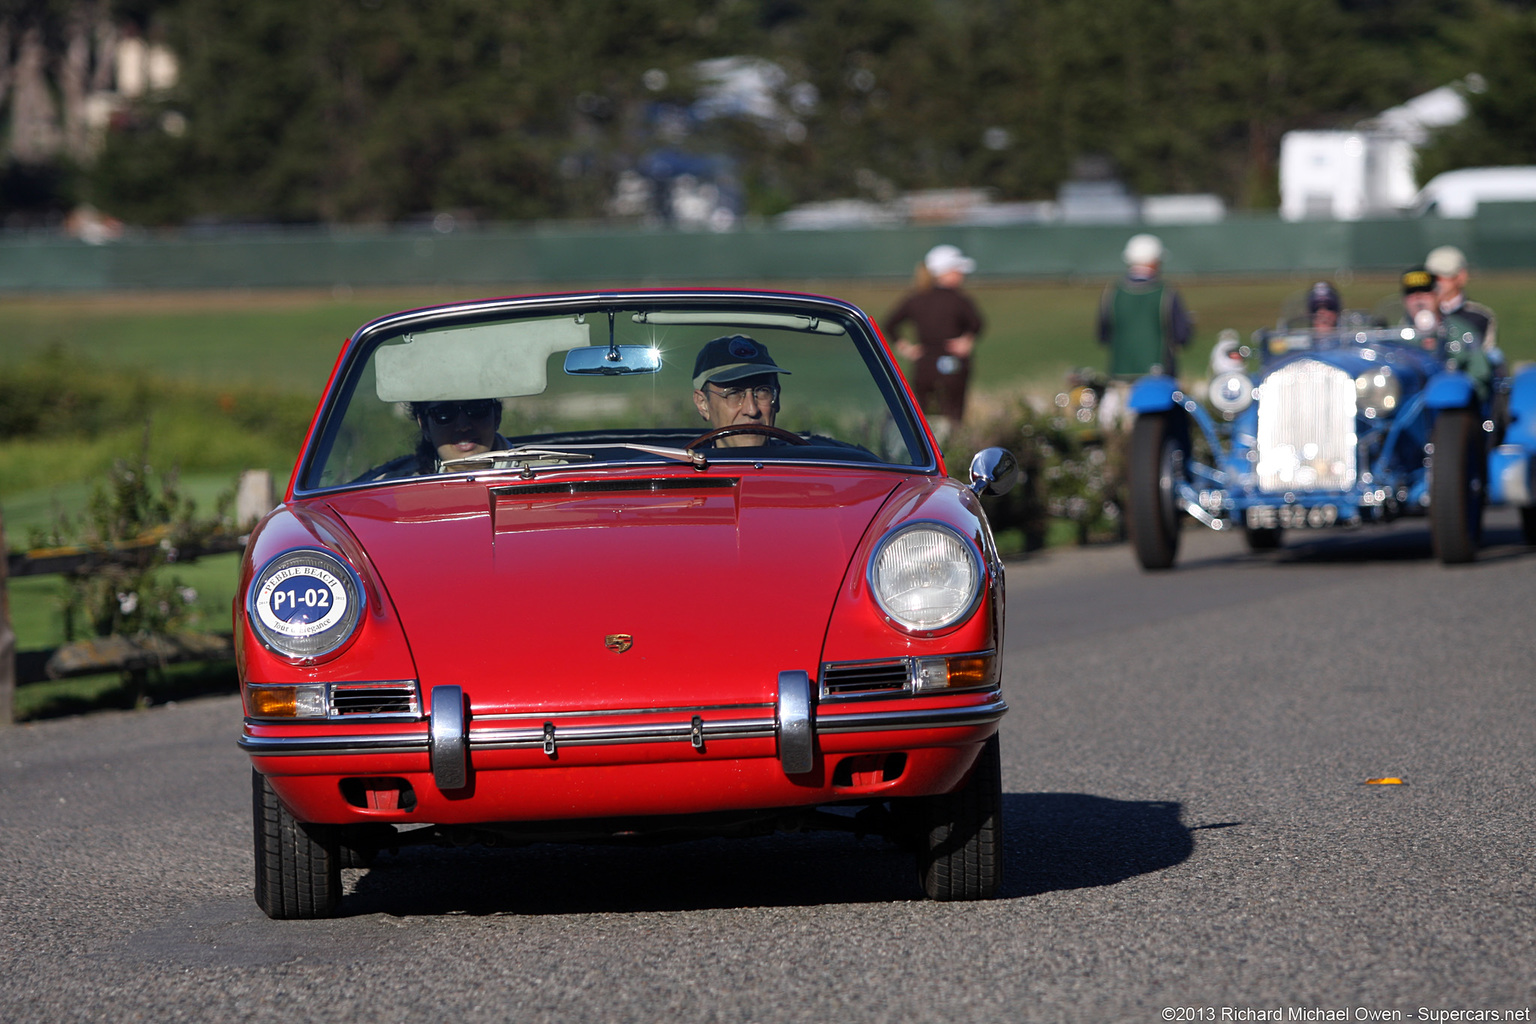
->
[969, 447, 1021, 496]
[564, 345, 662, 376]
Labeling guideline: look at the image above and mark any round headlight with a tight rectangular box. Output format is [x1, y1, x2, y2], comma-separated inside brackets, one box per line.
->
[1354, 365, 1400, 420]
[869, 523, 982, 633]
[1209, 370, 1254, 416]
[247, 548, 365, 659]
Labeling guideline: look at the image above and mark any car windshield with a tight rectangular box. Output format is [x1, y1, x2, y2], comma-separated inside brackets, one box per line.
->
[1255, 325, 1432, 362]
[299, 296, 930, 491]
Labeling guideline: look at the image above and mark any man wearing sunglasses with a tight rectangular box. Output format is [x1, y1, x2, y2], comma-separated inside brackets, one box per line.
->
[691, 334, 792, 448]
[412, 398, 509, 472]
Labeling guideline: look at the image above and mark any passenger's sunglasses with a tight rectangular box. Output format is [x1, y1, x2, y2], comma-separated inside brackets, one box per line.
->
[423, 400, 499, 425]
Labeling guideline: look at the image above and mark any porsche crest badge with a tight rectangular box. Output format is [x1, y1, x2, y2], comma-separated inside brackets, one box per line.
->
[604, 634, 634, 654]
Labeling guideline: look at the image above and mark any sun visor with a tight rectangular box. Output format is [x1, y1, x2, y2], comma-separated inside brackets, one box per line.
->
[375, 318, 591, 402]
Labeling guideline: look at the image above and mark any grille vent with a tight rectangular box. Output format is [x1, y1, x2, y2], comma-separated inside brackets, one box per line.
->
[329, 682, 421, 719]
[820, 660, 910, 697]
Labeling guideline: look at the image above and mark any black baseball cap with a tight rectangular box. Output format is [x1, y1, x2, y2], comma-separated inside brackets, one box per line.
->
[1401, 266, 1434, 294]
[691, 335, 791, 390]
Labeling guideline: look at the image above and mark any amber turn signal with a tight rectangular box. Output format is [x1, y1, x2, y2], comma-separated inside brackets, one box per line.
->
[944, 654, 998, 690]
[248, 685, 327, 719]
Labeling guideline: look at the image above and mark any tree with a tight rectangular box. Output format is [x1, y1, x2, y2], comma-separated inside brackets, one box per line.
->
[1418, 4, 1536, 177]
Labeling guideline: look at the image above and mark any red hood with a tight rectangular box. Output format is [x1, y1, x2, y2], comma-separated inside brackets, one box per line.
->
[323, 470, 901, 712]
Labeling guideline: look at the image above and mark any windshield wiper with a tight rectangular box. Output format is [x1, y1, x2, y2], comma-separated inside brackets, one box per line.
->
[440, 442, 707, 472]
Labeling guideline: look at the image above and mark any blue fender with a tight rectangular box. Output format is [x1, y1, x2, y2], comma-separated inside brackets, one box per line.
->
[1128, 374, 1180, 414]
[1424, 371, 1476, 411]
[1507, 366, 1536, 443]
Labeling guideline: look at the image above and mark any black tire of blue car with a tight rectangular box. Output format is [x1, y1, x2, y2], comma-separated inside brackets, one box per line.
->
[254, 770, 341, 919]
[1430, 409, 1487, 565]
[1522, 506, 1536, 546]
[912, 733, 1003, 901]
[1129, 413, 1183, 570]
[1244, 526, 1284, 551]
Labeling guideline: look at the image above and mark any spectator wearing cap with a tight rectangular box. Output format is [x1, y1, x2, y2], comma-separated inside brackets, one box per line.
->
[691, 334, 791, 448]
[883, 244, 985, 442]
[1402, 264, 1492, 404]
[1097, 233, 1193, 380]
[1306, 281, 1342, 333]
[1426, 245, 1500, 360]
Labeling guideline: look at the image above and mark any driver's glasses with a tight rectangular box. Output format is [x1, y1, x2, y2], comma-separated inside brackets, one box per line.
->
[425, 400, 499, 425]
[705, 384, 778, 408]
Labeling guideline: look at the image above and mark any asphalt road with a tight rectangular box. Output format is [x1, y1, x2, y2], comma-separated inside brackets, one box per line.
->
[2, 511, 1533, 1024]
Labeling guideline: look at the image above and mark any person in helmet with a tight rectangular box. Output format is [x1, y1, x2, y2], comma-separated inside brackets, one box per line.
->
[1307, 281, 1342, 334]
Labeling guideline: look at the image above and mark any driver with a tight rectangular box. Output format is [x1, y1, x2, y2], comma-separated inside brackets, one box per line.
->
[1306, 281, 1342, 333]
[691, 334, 792, 448]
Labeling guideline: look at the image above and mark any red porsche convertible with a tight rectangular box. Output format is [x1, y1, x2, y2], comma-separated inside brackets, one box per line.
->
[237, 290, 1018, 917]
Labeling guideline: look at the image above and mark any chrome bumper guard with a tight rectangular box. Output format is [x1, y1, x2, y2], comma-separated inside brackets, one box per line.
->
[241, 688, 1008, 785]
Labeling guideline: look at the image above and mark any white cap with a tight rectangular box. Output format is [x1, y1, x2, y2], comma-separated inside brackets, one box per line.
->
[924, 244, 976, 277]
[1425, 245, 1467, 277]
[1122, 233, 1164, 267]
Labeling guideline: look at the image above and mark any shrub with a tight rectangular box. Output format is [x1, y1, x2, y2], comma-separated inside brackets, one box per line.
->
[946, 392, 1125, 554]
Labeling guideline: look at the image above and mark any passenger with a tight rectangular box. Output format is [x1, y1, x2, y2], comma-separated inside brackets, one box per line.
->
[1402, 265, 1492, 403]
[412, 398, 509, 473]
[1426, 245, 1500, 359]
[691, 334, 791, 448]
[1306, 281, 1342, 334]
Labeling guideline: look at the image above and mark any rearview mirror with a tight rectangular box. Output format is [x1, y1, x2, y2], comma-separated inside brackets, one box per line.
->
[564, 345, 662, 376]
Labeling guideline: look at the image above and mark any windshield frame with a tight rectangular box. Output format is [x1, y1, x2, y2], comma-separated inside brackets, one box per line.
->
[292, 290, 938, 497]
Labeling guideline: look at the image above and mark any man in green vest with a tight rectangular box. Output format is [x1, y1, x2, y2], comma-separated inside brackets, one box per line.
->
[1097, 233, 1193, 380]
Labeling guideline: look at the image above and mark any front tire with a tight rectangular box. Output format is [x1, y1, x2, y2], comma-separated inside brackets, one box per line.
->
[1521, 506, 1536, 546]
[1128, 413, 1184, 570]
[253, 770, 340, 919]
[913, 733, 1003, 901]
[1430, 409, 1486, 564]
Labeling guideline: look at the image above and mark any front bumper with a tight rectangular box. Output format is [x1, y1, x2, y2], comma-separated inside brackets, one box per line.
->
[243, 681, 1007, 825]
[1180, 478, 1429, 533]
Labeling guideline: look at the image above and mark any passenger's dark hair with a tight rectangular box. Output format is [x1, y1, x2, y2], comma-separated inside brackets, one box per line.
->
[409, 403, 439, 474]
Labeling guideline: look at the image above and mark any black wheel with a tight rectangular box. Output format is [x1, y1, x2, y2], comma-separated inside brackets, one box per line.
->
[1128, 413, 1184, 570]
[1522, 506, 1536, 546]
[1430, 409, 1487, 565]
[253, 770, 340, 919]
[913, 733, 1003, 901]
[1244, 526, 1283, 551]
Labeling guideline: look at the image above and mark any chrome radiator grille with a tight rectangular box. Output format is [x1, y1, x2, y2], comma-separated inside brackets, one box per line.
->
[1255, 359, 1357, 492]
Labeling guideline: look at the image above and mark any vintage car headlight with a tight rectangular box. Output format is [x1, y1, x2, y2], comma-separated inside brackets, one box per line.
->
[247, 548, 365, 659]
[1354, 366, 1401, 420]
[869, 523, 982, 632]
[1210, 370, 1254, 416]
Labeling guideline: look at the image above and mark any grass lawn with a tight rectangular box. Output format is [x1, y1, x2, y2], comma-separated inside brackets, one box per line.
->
[6, 273, 1531, 398]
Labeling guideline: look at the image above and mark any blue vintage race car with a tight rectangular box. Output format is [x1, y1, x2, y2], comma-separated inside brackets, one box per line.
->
[1124, 324, 1535, 568]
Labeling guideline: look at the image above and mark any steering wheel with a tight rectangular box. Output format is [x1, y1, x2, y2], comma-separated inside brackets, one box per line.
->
[685, 425, 812, 451]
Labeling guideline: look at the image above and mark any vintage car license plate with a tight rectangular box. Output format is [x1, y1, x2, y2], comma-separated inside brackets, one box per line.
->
[1246, 504, 1339, 529]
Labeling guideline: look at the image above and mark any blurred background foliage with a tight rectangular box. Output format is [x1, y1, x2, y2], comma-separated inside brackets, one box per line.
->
[2, 0, 1535, 226]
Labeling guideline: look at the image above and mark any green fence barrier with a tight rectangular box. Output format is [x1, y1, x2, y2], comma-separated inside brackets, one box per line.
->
[0, 208, 1526, 292]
